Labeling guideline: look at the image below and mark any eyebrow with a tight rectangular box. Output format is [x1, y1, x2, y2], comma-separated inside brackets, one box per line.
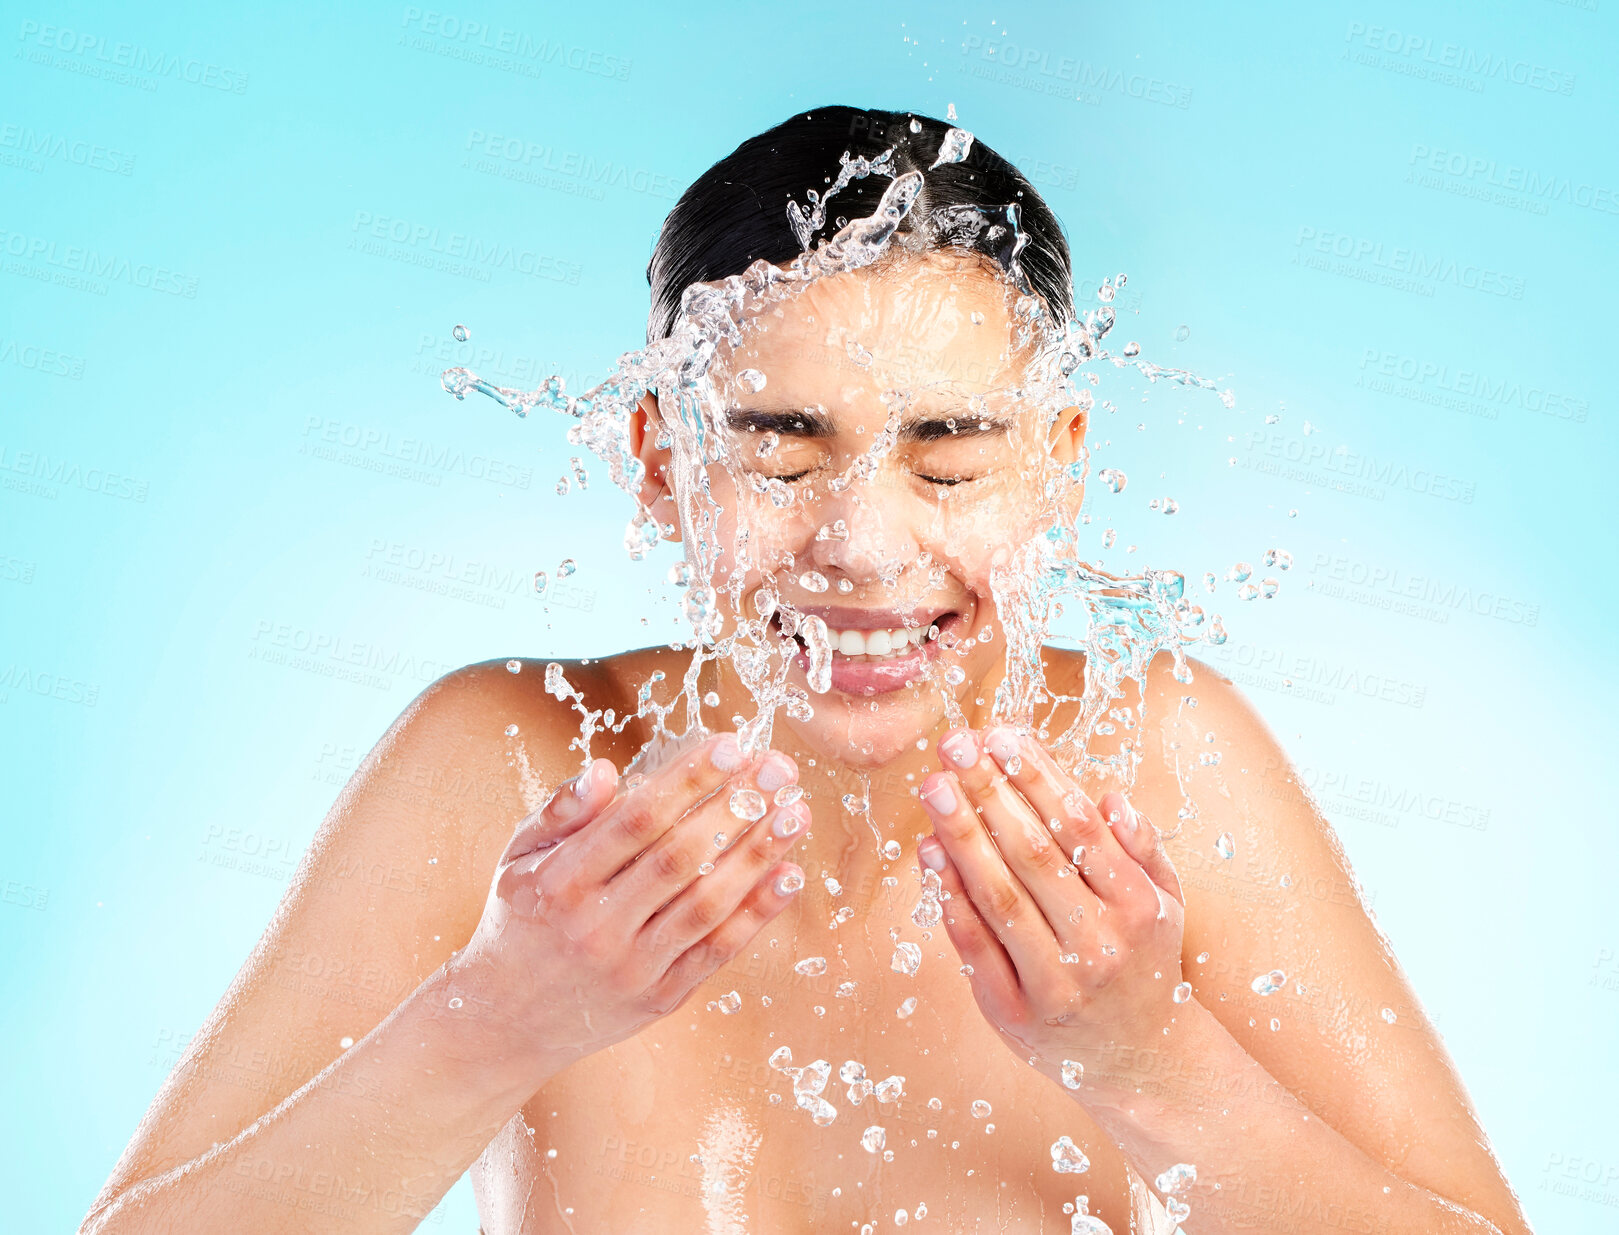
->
[726, 406, 1015, 443]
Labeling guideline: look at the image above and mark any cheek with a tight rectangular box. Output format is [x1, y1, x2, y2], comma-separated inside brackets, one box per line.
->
[701, 465, 818, 582]
[918, 480, 1049, 584]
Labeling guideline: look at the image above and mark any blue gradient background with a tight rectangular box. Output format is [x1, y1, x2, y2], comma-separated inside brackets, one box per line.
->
[3, 2, 1615, 1229]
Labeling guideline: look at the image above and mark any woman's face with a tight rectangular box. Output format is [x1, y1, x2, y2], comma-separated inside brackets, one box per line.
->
[641, 249, 1086, 770]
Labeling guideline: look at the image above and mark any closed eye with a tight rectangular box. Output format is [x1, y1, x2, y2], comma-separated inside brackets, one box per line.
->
[919, 472, 971, 487]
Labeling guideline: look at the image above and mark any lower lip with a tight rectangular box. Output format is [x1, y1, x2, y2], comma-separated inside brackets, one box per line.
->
[789, 616, 958, 697]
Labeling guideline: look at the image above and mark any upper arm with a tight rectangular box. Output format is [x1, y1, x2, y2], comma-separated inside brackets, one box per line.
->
[94, 659, 582, 1206]
[1137, 654, 1528, 1233]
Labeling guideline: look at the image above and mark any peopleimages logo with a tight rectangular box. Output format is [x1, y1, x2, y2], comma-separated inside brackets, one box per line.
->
[0, 227, 199, 298]
[399, 8, 631, 80]
[1294, 227, 1525, 300]
[14, 20, 250, 93]
[349, 211, 582, 284]
[1343, 22, 1576, 95]
[1407, 144, 1618, 215]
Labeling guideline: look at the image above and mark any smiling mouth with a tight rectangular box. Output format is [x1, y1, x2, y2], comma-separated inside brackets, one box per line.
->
[769, 606, 966, 696]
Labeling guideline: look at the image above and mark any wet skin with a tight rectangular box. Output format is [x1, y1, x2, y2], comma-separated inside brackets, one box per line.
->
[86, 254, 1531, 1235]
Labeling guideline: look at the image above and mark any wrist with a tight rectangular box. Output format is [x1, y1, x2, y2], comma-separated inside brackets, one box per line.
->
[425, 951, 569, 1110]
[1053, 998, 1222, 1115]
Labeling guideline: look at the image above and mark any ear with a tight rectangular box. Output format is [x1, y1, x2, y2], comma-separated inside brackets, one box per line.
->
[1047, 401, 1089, 518]
[630, 390, 682, 543]
[1046, 401, 1088, 466]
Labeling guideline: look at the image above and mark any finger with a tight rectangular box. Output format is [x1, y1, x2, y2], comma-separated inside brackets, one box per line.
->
[638, 801, 810, 963]
[919, 768, 1057, 978]
[918, 836, 1019, 1009]
[608, 749, 799, 920]
[973, 726, 1138, 909]
[1097, 790, 1184, 909]
[938, 729, 1099, 940]
[558, 732, 752, 886]
[643, 859, 806, 1011]
[502, 758, 619, 867]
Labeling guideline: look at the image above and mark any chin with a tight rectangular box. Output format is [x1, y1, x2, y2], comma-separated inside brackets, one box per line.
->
[781, 685, 948, 771]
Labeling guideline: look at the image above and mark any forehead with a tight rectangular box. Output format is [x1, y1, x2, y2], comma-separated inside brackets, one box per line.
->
[725, 251, 1035, 414]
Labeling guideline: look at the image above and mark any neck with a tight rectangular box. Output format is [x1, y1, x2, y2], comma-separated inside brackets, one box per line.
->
[699, 649, 1013, 893]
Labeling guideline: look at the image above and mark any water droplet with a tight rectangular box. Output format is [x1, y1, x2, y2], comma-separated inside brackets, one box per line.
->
[1050, 1135, 1090, 1174]
[794, 956, 827, 977]
[1381, 1007, 1398, 1024]
[1264, 548, 1292, 570]
[755, 431, 780, 458]
[862, 1125, 887, 1153]
[971, 1100, 992, 1119]
[339, 1036, 354, 1049]
[1251, 969, 1286, 996]
[1122, 341, 1140, 358]
[1096, 467, 1127, 494]
[506, 659, 522, 674]
[1173, 981, 1193, 1004]
[698, 862, 715, 875]
[882, 839, 902, 860]
[448, 996, 463, 1009]
[1215, 832, 1235, 859]
[944, 665, 966, 686]
[504, 724, 519, 738]
[452, 323, 470, 342]
[891, 942, 922, 977]
[769, 1046, 794, 1070]
[730, 788, 767, 821]
[799, 570, 829, 593]
[1167, 1198, 1192, 1224]
[1155, 1163, 1197, 1194]
[1176, 324, 1190, 342]
[1060, 1060, 1083, 1089]
[533, 570, 548, 594]
[1227, 562, 1252, 583]
[737, 368, 767, 393]
[715, 990, 741, 1014]
[912, 869, 943, 928]
[897, 996, 918, 1018]
[557, 559, 576, 579]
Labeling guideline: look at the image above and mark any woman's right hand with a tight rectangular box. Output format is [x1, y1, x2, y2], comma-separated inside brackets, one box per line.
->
[445, 732, 807, 1081]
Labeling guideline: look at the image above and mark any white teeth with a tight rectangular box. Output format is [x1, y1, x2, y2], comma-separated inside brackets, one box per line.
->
[821, 625, 932, 658]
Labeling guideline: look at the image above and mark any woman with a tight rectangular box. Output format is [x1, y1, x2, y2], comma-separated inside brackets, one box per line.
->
[84, 107, 1531, 1234]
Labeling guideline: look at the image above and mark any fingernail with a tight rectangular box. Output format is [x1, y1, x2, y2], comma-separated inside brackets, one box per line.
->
[711, 733, 744, 771]
[940, 730, 977, 769]
[1115, 798, 1138, 835]
[757, 752, 797, 793]
[774, 869, 805, 896]
[919, 837, 948, 871]
[983, 726, 1019, 764]
[572, 761, 597, 797]
[771, 805, 805, 839]
[920, 775, 958, 815]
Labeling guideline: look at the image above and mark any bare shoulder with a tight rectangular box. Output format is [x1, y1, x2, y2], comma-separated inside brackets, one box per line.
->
[94, 651, 648, 1207]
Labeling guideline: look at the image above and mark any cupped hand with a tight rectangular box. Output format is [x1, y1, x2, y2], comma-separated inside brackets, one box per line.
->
[451, 732, 808, 1080]
[916, 725, 1187, 1089]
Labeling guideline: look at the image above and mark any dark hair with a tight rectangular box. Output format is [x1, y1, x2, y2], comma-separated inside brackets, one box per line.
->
[645, 105, 1074, 343]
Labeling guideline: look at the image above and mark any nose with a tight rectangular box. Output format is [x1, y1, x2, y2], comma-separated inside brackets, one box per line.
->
[808, 479, 921, 584]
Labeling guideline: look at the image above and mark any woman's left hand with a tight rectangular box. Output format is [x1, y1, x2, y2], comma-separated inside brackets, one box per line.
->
[916, 725, 1188, 1092]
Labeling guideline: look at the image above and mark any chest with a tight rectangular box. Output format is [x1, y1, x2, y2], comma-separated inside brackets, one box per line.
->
[479, 873, 1148, 1232]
